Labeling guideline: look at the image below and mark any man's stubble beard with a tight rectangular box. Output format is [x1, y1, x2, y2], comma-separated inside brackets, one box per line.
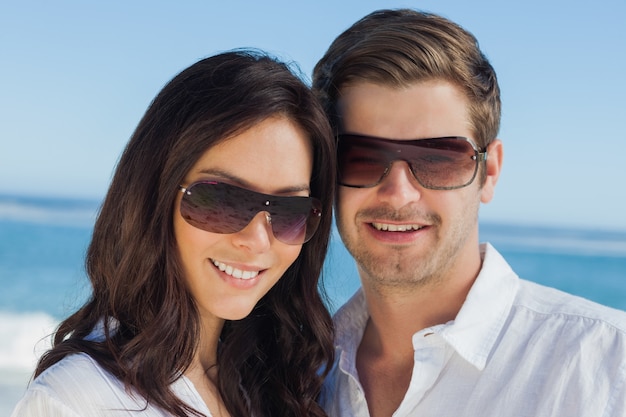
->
[337, 201, 479, 297]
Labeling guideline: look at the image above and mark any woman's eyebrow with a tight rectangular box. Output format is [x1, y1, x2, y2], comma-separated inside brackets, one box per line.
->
[196, 168, 311, 195]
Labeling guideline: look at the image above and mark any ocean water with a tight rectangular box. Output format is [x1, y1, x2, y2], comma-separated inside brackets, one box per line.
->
[1, 194, 626, 415]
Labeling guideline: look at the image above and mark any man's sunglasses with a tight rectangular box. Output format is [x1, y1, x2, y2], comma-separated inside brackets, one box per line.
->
[179, 181, 322, 245]
[337, 134, 488, 190]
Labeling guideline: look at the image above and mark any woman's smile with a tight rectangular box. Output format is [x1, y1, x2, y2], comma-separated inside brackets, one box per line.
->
[211, 258, 262, 280]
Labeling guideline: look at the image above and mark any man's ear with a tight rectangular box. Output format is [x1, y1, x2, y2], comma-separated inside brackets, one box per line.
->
[480, 139, 503, 204]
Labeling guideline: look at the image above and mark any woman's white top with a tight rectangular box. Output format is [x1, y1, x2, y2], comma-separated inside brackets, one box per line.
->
[11, 353, 212, 416]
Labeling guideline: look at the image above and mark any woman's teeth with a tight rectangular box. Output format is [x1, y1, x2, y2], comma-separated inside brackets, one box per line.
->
[212, 259, 260, 280]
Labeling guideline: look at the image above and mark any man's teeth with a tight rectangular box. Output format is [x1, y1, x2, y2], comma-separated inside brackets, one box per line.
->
[212, 260, 259, 280]
[372, 222, 423, 232]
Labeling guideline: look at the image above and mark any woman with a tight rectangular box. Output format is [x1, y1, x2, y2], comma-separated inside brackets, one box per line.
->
[12, 50, 335, 417]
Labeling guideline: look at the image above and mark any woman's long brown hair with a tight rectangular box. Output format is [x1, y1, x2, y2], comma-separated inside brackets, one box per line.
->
[35, 50, 335, 417]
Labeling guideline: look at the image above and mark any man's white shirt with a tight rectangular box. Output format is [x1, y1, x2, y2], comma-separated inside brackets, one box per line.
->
[321, 243, 626, 417]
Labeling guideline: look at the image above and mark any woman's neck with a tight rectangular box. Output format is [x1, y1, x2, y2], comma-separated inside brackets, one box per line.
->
[185, 315, 229, 416]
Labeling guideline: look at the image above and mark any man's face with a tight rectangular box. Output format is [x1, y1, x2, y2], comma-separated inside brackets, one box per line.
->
[335, 80, 501, 294]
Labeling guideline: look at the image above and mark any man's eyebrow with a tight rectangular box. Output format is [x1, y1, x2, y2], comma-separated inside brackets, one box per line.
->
[197, 168, 311, 195]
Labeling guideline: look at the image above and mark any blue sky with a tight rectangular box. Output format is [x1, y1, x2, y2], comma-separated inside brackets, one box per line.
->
[1, 0, 625, 230]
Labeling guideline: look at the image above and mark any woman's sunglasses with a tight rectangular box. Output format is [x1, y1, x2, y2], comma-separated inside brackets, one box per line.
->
[337, 134, 488, 190]
[179, 181, 322, 245]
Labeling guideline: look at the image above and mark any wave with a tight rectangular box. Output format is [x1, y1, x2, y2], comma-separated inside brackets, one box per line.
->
[483, 234, 626, 257]
[0, 311, 56, 416]
[480, 222, 626, 257]
[0, 195, 99, 227]
[0, 311, 57, 373]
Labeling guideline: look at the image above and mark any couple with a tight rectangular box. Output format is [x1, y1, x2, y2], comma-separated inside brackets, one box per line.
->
[12, 9, 626, 417]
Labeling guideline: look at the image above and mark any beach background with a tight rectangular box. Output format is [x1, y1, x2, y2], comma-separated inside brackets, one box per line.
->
[2, 195, 626, 414]
[1, 0, 625, 415]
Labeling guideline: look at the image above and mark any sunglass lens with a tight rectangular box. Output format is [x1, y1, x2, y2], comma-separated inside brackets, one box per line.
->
[337, 138, 388, 187]
[406, 138, 478, 189]
[338, 135, 479, 189]
[268, 198, 322, 245]
[180, 182, 321, 245]
[180, 181, 248, 234]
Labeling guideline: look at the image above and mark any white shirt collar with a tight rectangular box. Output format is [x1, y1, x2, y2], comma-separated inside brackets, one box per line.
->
[434, 243, 519, 369]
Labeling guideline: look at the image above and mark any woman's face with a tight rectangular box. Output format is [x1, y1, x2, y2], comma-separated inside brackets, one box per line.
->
[174, 116, 314, 325]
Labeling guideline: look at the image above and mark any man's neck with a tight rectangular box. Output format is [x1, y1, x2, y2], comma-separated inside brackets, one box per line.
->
[357, 236, 484, 345]
[361, 275, 473, 356]
[355, 254, 481, 417]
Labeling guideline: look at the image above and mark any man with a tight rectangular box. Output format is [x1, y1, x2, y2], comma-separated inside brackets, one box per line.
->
[313, 9, 626, 417]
